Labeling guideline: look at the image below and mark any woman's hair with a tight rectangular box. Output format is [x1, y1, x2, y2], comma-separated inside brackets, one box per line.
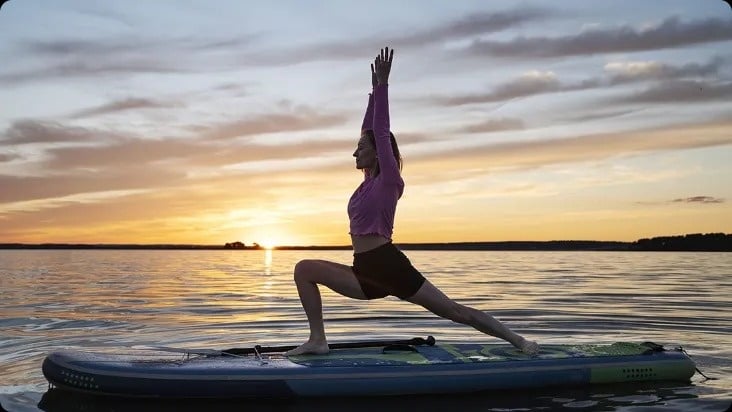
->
[363, 130, 403, 174]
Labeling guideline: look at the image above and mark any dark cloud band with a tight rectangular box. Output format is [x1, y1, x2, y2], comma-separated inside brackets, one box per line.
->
[462, 17, 732, 58]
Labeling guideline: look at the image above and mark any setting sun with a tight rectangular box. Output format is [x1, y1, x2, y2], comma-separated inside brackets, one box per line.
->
[250, 229, 301, 249]
[239, 225, 302, 249]
[259, 240, 276, 250]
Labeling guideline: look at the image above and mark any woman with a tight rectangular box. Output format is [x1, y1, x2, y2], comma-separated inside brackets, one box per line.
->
[286, 47, 539, 356]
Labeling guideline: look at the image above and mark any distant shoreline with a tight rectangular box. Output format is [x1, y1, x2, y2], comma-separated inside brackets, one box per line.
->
[1, 233, 730, 251]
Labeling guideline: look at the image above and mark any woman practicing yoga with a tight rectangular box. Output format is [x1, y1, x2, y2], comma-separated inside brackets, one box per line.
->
[286, 47, 539, 357]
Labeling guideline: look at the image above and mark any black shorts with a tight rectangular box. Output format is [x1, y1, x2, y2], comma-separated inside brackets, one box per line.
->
[351, 242, 426, 300]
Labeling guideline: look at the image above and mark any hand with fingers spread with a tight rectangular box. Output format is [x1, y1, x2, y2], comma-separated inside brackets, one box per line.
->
[374, 47, 394, 85]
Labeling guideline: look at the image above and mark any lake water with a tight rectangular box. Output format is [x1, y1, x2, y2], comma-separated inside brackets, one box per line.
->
[1, 250, 730, 411]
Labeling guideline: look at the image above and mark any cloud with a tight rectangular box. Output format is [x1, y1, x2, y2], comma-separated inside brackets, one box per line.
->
[0, 8, 551, 85]
[391, 8, 552, 47]
[634, 196, 725, 206]
[404, 119, 732, 183]
[0, 106, 359, 206]
[434, 71, 563, 106]
[672, 196, 724, 204]
[0, 59, 190, 84]
[428, 69, 597, 106]
[70, 98, 180, 118]
[0, 99, 350, 146]
[0, 167, 354, 243]
[21, 34, 259, 58]
[1, 120, 121, 145]
[462, 16, 732, 58]
[198, 106, 348, 140]
[234, 8, 553, 66]
[604, 57, 723, 84]
[0, 33, 257, 84]
[616, 80, 732, 103]
[0, 167, 185, 204]
[428, 56, 726, 107]
[70, 3, 137, 27]
[2, 119, 731, 242]
[0, 114, 357, 204]
[41, 136, 352, 172]
[42, 139, 202, 170]
[23, 38, 144, 57]
[390, 132, 437, 145]
[5, 115, 731, 205]
[563, 109, 641, 123]
[455, 118, 524, 133]
[0, 152, 20, 162]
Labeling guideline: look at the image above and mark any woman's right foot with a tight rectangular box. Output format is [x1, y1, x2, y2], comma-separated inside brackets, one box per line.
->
[285, 340, 329, 356]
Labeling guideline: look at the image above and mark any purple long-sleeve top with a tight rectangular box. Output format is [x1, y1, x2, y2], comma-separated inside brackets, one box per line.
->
[348, 84, 404, 241]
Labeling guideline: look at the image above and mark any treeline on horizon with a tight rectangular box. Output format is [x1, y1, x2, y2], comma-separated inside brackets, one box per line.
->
[0, 233, 730, 251]
[629, 232, 731, 252]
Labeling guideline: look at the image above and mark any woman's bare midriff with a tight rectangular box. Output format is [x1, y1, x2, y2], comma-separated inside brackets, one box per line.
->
[351, 234, 390, 253]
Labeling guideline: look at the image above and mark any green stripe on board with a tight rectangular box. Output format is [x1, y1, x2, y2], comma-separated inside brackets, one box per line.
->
[290, 351, 431, 366]
[572, 342, 650, 357]
[438, 344, 475, 363]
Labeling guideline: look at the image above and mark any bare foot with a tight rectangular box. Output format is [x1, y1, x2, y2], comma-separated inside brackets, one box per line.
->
[285, 340, 329, 356]
[518, 339, 540, 356]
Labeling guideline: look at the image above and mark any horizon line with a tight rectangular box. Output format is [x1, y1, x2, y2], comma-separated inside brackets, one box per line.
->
[1, 232, 729, 250]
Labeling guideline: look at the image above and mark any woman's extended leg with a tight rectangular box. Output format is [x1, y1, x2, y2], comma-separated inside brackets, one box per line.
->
[406, 280, 539, 355]
[285, 259, 368, 356]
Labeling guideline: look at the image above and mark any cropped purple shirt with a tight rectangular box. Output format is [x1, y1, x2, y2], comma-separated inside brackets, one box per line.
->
[348, 84, 404, 241]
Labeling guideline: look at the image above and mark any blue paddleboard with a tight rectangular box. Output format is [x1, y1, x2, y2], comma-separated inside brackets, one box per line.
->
[42, 338, 696, 398]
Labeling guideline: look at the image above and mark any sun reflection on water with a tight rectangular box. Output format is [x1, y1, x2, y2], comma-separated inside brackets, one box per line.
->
[260, 249, 274, 294]
[264, 248, 272, 271]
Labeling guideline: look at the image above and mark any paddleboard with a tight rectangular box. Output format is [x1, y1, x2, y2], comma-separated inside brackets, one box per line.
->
[42, 338, 697, 398]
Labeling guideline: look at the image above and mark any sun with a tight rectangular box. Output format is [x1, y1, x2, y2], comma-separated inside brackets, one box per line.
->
[258, 240, 276, 250]
[249, 229, 299, 249]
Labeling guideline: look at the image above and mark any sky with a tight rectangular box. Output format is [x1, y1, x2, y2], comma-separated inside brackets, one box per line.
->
[0, 0, 731, 247]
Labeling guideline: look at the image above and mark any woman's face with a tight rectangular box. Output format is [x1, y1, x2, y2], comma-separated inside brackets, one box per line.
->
[353, 134, 377, 170]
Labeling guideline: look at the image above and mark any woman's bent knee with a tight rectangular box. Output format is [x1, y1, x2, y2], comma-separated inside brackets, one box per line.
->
[293, 259, 343, 285]
[294, 259, 318, 281]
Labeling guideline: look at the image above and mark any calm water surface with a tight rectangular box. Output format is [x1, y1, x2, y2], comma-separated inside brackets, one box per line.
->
[0, 250, 730, 411]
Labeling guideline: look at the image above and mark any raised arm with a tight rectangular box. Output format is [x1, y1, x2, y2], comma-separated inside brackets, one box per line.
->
[372, 47, 400, 182]
[360, 95, 374, 133]
[360, 63, 378, 132]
